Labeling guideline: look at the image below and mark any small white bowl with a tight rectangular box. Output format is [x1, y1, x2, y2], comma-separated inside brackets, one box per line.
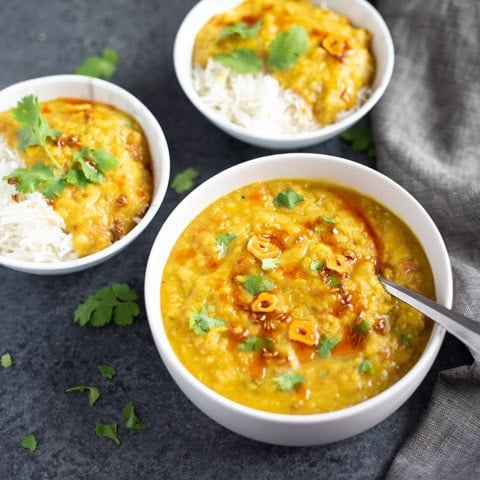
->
[0, 75, 170, 275]
[173, 0, 394, 149]
[145, 153, 451, 446]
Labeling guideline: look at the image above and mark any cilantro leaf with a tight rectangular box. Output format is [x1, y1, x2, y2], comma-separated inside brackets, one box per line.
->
[95, 422, 120, 445]
[322, 217, 337, 224]
[214, 49, 263, 73]
[359, 359, 375, 374]
[91, 149, 119, 173]
[64, 168, 90, 188]
[97, 364, 116, 379]
[399, 332, 411, 347]
[123, 402, 146, 430]
[354, 320, 370, 335]
[13, 95, 60, 150]
[21, 434, 38, 452]
[268, 25, 308, 71]
[1, 352, 12, 368]
[73, 283, 140, 327]
[216, 232, 237, 258]
[3, 163, 57, 194]
[341, 126, 376, 157]
[171, 167, 199, 194]
[309, 260, 323, 271]
[76, 48, 119, 79]
[261, 257, 281, 271]
[274, 371, 304, 391]
[317, 334, 340, 358]
[239, 336, 274, 352]
[189, 304, 226, 335]
[239, 274, 275, 295]
[72, 148, 104, 183]
[219, 21, 262, 41]
[66, 385, 101, 406]
[274, 189, 304, 209]
[326, 275, 340, 289]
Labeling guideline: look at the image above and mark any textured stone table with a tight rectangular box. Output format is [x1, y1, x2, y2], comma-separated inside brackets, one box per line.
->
[0, 1, 472, 479]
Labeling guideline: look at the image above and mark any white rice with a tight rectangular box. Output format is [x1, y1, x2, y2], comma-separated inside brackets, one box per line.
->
[193, 59, 321, 135]
[0, 137, 77, 262]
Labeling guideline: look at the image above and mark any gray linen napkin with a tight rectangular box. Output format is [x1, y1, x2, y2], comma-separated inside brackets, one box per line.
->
[371, 0, 480, 478]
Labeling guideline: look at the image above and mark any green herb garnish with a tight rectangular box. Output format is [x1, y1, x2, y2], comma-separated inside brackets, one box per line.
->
[273, 188, 304, 209]
[214, 49, 263, 73]
[261, 257, 282, 271]
[95, 422, 120, 445]
[274, 371, 304, 391]
[239, 336, 274, 352]
[97, 364, 116, 379]
[75, 48, 119, 79]
[399, 333, 411, 347]
[73, 283, 140, 327]
[239, 274, 275, 295]
[341, 125, 376, 157]
[66, 386, 101, 406]
[309, 260, 323, 271]
[1, 352, 12, 368]
[359, 359, 375, 374]
[216, 232, 237, 258]
[316, 334, 340, 358]
[219, 21, 262, 41]
[326, 275, 340, 288]
[267, 25, 308, 71]
[171, 167, 199, 193]
[189, 304, 226, 335]
[354, 320, 370, 335]
[123, 402, 146, 430]
[21, 434, 38, 452]
[322, 217, 337, 224]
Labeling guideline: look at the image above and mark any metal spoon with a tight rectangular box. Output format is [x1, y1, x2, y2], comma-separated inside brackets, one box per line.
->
[379, 276, 480, 355]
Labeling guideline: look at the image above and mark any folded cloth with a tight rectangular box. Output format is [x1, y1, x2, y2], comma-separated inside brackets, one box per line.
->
[370, 0, 480, 478]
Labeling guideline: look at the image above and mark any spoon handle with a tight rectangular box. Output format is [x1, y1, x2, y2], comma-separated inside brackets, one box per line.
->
[379, 276, 480, 355]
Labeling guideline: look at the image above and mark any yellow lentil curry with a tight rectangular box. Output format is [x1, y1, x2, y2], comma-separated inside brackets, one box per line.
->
[0, 98, 153, 257]
[193, 0, 375, 125]
[161, 180, 434, 414]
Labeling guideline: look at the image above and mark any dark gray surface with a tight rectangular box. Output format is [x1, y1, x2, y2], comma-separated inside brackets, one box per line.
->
[0, 1, 472, 479]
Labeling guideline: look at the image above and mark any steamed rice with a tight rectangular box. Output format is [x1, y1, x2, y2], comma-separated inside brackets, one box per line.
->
[193, 59, 321, 135]
[0, 138, 76, 262]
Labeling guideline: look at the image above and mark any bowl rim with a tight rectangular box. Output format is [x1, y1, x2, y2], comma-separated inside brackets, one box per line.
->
[173, 0, 395, 144]
[0, 74, 170, 274]
[145, 152, 451, 424]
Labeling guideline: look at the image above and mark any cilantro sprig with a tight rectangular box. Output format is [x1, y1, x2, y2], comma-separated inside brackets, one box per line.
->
[73, 283, 140, 327]
[214, 24, 308, 74]
[189, 304, 226, 335]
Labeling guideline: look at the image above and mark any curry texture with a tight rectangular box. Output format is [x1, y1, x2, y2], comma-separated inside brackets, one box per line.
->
[161, 179, 434, 414]
[0, 98, 153, 257]
[193, 0, 375, 125]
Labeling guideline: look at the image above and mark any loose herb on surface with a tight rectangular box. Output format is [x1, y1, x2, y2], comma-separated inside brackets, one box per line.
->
[123, 402, 146, 430]
[95, 422, 120, 445]
[274, 372, 304, 391]
[316, 334, 340, 358]
[341, 125, 376, 157]
[171, 167, 199, 193]
[75, 48, 119, 79]
[21, 434, 38, 452]
[66, 386, 101, 407]
[1, 352, 12, 368]
[189, 304, 226, 335]
[273, 188, 304, 209]
[239, 274, 275, 295]
[73, 283, 140, 327]
[214, 24, 308, 73]
[97, 364, 116, 379]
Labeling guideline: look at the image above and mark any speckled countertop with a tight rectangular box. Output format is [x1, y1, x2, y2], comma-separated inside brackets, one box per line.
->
[0, 1, 472, 479]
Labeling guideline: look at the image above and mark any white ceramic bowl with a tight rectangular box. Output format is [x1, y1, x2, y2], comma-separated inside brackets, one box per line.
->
[0, 74, 170, 275]
[173, 0, 394, 149]
[145, 153, 452, 446]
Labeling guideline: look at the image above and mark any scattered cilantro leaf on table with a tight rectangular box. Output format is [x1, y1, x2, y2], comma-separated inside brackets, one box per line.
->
[268, 25, 308, 71]
[171, 167, 198, 193]
[1, 352, 12, 368]
[123, 402, 146, 430]
[66, 385, 101, 406]
[240, 274, 275, 295]
[95, 422, 120, 445]
[73, 283, 140, 327]
[219, 20, 262, 40]
[75, 48, 119, 79]
[274, 372, 304, 391]
[97, 364, 116, 379]
[21, 434, 38, 452]
[341, 125, 376, 157]
[189, 305, 226, 335]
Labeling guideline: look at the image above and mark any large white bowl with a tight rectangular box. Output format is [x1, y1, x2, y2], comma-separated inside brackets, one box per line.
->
[145, 153, 452, 446]
[173, 0, 394, 149]
[0, 75, 170, 275]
